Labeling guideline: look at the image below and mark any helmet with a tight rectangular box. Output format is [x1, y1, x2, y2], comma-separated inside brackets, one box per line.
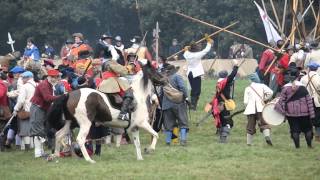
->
[115, 35, 122, 42]
[101, 33, 112, 40]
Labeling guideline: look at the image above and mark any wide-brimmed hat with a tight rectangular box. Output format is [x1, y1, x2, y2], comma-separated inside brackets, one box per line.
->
[130, 36, 141, 43]
[72, 33, 84, 40]
[160, 64, 180, 76]
[101, 33, 112, 40]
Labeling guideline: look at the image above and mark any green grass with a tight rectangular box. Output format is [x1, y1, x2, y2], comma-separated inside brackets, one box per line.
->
[1, 79, 320, 180]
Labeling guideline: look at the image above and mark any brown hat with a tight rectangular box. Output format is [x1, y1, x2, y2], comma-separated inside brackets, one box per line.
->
[72, 33, 84, 40]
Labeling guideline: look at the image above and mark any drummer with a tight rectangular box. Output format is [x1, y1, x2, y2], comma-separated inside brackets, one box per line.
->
[275, 63, 315, 148]
[243, 73, 273, 146]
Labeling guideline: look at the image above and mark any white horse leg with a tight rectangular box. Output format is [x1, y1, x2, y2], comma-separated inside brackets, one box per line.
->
[139, 121, 159, 153]
[131, 129, 143, 160]
[75, 116, 95, 163]
[54, 120, 71, 157]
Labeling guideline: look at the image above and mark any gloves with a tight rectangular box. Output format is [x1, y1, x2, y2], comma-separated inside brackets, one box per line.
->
[12, 111, 17, 117]
[185, 98, 191, 106]
[232, 59, 239, 66]
[204, 33, 213, 44]
[184, 46, 190, 52]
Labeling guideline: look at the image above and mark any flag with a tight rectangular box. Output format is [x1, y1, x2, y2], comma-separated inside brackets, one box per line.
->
[254, 1, 282, 44]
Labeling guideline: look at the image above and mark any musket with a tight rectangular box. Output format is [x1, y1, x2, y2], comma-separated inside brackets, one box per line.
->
[0, 115, 16, 136]
[7, 32, 15, 53]
[167, 21, 239, 60]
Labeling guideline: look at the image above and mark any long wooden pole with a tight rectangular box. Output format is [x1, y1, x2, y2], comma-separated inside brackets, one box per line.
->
[308, 0, 317, 21]
[269, 0, 283, 35]
[314, 5, 320, 39]
[281, 0, 288, 33]
[175, 12, 279, 52]
[166, 21, 239, 60]
[264, 19, 299, 76]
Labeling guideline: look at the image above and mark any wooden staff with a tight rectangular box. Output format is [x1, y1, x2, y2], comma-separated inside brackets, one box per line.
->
[263, 19, 300, 76]
[269, 0, 283, 35]
[281, 0, 288, 33]
[175, 11, 280, 52]
[308, 0, 317, 21]
[166, 21, 239, 60]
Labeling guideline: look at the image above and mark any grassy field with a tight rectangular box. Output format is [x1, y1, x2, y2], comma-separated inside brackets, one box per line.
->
[1, 79, 320, 180]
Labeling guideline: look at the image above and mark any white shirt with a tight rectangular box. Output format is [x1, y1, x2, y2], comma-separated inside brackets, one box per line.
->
[301, 71, 320, 107]
[305, 49, 320, 74]
[14, 79, 37, 112]
[183, 43, 212, 78]
[243, 82, 273, 115]
[102, 40, 119, 60]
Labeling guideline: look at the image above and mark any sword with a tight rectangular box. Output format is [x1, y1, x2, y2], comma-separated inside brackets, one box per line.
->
[7, 32, 15, 52]
[195, 110, 213, 127]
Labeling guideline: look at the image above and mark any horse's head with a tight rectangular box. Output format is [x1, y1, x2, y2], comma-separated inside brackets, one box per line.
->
[140, 60, 166, 88]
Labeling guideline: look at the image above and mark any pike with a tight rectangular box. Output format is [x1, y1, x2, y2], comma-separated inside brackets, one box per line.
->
[175, 11, 280, 52]
[7, 32, 15, 52]
[167, 21, 239, 60]
[264, 1, 314, 76]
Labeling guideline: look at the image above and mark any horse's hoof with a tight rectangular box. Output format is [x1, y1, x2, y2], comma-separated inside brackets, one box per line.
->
[137, 158, 144, 161]
[88, 159, 96, 164]
[144, 147, 155, 154]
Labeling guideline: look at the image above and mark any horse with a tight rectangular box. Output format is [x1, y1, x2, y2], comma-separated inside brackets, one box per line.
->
[0, 51, 20, 69]
[47, 61, 165, 163]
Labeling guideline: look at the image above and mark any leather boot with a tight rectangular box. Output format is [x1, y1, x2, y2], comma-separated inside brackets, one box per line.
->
[246, 133, 253, 146]
[305, 131, 313, 148]
[118, 89, 135, 121]
[95, 144, 101, 156]
[291, 133, 300, 148]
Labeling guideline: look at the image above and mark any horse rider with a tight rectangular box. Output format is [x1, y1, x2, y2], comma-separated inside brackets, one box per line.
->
[114, 35, 126, 66]
[125, 35, 153, 63]
[70, 33, 93, 62]
[97, 56, 136, 121]
[94, 33, 119, 63]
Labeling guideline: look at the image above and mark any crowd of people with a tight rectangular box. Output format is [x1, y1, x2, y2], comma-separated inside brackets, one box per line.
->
[0, 31, 319, 161]
[0, 32, 194, 159]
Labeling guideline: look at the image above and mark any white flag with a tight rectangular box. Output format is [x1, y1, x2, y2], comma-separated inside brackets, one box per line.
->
[254, 1, 282, 44]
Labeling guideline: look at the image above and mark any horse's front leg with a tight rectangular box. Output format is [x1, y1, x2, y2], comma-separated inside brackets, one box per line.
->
[139, 121, 158, 154]
[131, 128, 143, 160]
[54, 120, 71, 157]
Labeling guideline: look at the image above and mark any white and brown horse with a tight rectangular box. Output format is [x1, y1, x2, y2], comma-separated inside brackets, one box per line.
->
[47, 61, 165, 163]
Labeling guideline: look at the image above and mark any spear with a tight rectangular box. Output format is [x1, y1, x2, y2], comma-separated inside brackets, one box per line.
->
[7, 32, 15, 52]
[167, 21, 239, 60]
[175, 11, 280, 52]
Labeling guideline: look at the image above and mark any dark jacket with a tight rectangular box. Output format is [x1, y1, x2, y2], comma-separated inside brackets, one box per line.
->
[275, 83, 315, 118]
[218, 66, 239, 102]
[94, 42, 112, 59]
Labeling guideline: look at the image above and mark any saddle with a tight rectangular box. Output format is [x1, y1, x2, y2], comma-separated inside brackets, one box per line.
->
[104, 93, 123, 110]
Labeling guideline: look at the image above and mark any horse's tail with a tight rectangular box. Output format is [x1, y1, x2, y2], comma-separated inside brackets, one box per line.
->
[46, 94, 69, 130]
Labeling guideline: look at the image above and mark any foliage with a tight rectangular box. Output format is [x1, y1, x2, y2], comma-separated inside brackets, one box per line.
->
[0, 0, 309, 58]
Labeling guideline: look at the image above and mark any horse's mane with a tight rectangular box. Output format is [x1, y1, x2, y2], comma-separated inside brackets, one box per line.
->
[141, 61, 165, 89]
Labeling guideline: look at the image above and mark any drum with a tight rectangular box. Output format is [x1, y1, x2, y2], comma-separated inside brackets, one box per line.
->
[262, 98, 285, 126]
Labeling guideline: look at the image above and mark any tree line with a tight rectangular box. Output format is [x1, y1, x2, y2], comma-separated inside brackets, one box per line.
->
[0, 0, 316, 58]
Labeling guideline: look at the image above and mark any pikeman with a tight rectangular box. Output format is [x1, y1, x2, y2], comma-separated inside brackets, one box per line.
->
[114, 35, 126, 66]
[258, 41, 278, 86]
[183, 34, 213, 111]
